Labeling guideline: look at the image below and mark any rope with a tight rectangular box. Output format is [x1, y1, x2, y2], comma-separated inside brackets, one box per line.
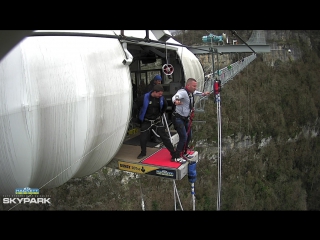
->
[182, 111, 198, 211]
[173, 181, 177, 211]
[162, 42, 174, 75]
[138, 176, 145, 211]
[162, 114, 172, 140]
[247, 66, 250, 151]
[173, 180, 184, 211]
[238, 66, 242, 188]
[218, 96, 222, 209]
[182, 91, 195, 155]
[151, 128, 160, 138]
[165, 42, 168, 64]
[183, 113, 193, 155]
[216, 93, 222, 210]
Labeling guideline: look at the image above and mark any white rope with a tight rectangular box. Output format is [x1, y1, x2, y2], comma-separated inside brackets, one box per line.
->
[165, 42, 168, 65]
[151, 128, 160, 138]
[138, 176, 145, 211]
[173, 180, 177, 211]
[173, 180, 184, 211]
[218, 95, 222, 210]
[216, 93, 222, 210]
[162, 114, 172, 140]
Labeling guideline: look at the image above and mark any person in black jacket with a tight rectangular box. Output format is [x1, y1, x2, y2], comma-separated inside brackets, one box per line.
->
[144, 74, 163, 143]
[134, 84, 178, 161]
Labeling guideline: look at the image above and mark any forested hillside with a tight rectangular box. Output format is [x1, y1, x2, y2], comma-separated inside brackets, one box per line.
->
[185, 30, 320, 210]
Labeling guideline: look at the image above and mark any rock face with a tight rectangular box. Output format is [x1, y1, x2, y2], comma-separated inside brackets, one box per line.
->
[198, 30, 309, 74]
[262, 30, 306, 66]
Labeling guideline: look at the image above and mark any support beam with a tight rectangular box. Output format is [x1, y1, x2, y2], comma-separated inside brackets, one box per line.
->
[188, 44, 270, 54]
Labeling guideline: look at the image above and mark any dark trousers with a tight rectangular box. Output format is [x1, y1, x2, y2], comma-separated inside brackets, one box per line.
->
[171, 114, 192, 157]
[140, 118, 176, 158]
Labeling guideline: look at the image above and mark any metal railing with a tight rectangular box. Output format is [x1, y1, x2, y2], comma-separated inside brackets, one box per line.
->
[194, 53, 256, 112]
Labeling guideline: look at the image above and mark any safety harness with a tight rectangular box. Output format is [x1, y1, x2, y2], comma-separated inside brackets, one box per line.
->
[183, 89, 195, 155]
[139, 92, 165, 134]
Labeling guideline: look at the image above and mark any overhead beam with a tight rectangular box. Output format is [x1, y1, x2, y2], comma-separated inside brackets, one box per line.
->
[143, 46, 166, 58]
[187, 44, 270, 54]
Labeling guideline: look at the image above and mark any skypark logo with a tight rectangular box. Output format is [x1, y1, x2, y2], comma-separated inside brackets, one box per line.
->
[3, 197, 51, 204]
[2, 187, 51, 205]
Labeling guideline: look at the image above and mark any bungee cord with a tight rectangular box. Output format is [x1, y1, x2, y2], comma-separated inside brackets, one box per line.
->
[138, 176, 145, 211]
[173, 181, 177, 211]
[196, 53, 256, 211]
[173, 180, 184, 211]
[212, 78, 223, 210]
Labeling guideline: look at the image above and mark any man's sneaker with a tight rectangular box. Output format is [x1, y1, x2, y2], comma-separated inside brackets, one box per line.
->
[172, 157, 187, 164]
[183, 153, 196, 159]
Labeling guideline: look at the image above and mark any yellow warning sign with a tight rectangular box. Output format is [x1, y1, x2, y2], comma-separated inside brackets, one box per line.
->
[118, 161, 159, 174]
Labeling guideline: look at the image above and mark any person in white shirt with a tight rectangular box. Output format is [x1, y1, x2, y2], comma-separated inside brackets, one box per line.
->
[171, 78, 210, 162]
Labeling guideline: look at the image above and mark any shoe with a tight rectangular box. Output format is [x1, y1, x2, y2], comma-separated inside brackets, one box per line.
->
[137, 153, 146, 159]
[171, 156, 176, 162]
[171, 157, 187, 164]
[183, 153, 196, 159]
[171, 153, 178, 162]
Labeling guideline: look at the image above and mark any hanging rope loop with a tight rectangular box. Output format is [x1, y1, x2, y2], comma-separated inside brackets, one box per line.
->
[162, 42, 174, 75]
[162, 63, 174, 75]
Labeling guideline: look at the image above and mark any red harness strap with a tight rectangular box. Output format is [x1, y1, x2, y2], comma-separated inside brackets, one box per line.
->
[180, 88, 195, 156]
[183, 108, 195, 155]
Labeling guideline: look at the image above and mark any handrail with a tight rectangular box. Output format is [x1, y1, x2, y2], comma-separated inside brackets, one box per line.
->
[194, 53, 256, 112]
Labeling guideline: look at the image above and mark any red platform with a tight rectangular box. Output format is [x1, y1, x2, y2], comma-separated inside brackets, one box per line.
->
[142, 148, 194, 168]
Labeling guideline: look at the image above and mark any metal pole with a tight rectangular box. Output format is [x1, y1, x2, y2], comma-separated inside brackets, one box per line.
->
[217, 52, 220, 76]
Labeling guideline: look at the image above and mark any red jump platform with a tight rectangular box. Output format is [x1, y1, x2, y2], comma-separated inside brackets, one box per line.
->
[117, 147, 198, 180]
